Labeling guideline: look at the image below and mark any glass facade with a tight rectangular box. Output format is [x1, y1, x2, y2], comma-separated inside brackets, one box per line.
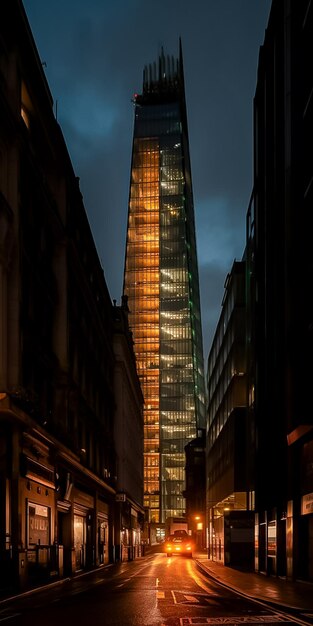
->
[124, 47, 205, 524]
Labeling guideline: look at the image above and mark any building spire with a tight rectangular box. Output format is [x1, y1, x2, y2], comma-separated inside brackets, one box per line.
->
[142, 40, 183, 96]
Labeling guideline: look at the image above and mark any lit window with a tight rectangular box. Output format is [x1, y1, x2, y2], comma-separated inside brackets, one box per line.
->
[21, 81, 33, 130]
[21, 105, 30, 129]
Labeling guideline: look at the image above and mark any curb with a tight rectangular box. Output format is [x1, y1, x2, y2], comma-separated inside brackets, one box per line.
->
[194, 559, 307, 614]
[0, 577, 70, 606]
[0, 562, 114, 606]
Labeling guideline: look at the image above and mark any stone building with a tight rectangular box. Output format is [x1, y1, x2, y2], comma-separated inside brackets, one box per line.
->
[112, 297, 144, 561]
[0, 0, 142, 592]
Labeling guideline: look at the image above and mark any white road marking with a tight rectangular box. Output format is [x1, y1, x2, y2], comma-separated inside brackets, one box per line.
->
[179, 617, 288, 625]
[184, 595, 199, 603]
[115, 578, 131, 588]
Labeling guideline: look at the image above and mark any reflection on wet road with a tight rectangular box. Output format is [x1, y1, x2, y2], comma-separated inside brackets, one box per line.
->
[0, 552, 310, 626]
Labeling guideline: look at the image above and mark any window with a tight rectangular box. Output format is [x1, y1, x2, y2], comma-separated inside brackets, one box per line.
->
[21, 81, 33, 129]
[28, 502, 50, 546]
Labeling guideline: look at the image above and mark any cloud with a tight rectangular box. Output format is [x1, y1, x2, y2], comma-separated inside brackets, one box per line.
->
[196, 196, 246, 264]
[59, 92, 117, 141]
[23, 0, 271, 372]
[199, 261, 229, 359]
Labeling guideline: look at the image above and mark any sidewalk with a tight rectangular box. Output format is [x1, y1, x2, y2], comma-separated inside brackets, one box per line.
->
[194, 552, 313, 612]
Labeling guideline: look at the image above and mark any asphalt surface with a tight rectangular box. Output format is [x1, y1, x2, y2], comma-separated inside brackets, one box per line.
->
[0, 550, 312, 626]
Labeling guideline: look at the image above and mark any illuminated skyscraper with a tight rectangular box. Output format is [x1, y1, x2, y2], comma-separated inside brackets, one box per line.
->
[123, 43, 205, 525]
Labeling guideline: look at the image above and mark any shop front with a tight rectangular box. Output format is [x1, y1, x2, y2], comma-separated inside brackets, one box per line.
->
[115, 495, 144, 561]
[300, 492, 313, 581]
[19, 435, 57, 588]
[209, 506, 254, 569]
[73, 489, 94, 572]
[97, 498, 109, 565]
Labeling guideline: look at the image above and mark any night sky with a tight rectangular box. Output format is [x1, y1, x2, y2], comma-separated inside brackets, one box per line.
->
[23, 0, 271, 362]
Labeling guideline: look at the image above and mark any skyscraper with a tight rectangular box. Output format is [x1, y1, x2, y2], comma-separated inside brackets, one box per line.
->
[123, 43, 205, 526]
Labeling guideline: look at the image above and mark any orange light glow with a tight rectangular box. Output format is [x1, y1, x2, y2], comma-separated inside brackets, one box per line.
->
[124, 141, 160, 520]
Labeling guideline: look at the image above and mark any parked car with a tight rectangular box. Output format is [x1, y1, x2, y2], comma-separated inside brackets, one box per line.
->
[164, 532, 194, 558]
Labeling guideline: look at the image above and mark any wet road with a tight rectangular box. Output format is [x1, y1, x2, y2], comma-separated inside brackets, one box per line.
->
[0, 552, 310, 626]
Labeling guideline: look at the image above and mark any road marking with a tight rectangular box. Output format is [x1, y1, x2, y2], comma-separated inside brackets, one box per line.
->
[184, 595, 199, 603]
[70, 591, 83, 596]
[115, 577, 130, 588]
[179, 617, 288, 624]
[171, 590, 220, 607]
[156, 591, 165, 599]
[0, 615, 21, 622]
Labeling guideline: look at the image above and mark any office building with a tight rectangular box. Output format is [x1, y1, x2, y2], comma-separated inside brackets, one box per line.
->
[183, 428, 206, 549]
[250, 0, 313, 580]
[123, 44, 206, 529]
[206, 260, 254, 567]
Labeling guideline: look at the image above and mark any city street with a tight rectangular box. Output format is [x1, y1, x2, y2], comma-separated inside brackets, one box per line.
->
[0, 552, 311, 626]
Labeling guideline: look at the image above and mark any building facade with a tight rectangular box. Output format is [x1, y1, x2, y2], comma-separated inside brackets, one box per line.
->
[123, 44, 206, 530]
[206, 261, 254, 568]
[200, 0, 313, 582]
[250, 0, 313, 581]
[112, 296, 144, 561]
[183, 428, 206, 550]
[0, 0, 143, 593]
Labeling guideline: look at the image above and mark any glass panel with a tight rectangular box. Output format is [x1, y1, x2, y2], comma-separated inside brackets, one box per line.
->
[124, 55, 206, 524]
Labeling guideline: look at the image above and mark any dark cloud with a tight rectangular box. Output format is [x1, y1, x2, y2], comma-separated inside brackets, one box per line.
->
[23, 0, 271, 361]
[199, 261, 230, 361]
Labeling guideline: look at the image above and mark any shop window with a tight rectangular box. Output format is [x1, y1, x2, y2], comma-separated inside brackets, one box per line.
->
[28, 502, 50, 546]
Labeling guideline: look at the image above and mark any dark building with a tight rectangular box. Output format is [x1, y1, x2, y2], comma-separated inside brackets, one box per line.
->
[248, 0, 313, 580]
[112, 296, 144, 561]
[123, 43, 206, 535]
[0, 0, 143, 593]
[206, 260, 254, 568]
[205, 0, 313, 581]
[183, 428, 206, 549]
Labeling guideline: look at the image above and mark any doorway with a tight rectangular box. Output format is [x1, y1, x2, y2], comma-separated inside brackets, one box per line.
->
[74, 514, 86, 570]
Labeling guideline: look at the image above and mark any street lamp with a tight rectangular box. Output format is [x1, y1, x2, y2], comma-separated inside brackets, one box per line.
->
[193, 514, 204, 550]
